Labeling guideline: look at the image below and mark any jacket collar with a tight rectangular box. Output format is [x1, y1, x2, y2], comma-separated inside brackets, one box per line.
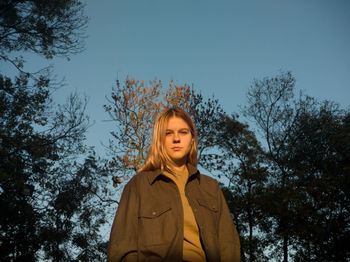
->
[145, 163, 200, 185]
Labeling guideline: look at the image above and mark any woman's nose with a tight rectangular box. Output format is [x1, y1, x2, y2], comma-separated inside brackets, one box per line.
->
[173, 133, 180, 142]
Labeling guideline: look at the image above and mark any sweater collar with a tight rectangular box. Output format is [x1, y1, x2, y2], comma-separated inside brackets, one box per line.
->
[145, 163, 200, 185]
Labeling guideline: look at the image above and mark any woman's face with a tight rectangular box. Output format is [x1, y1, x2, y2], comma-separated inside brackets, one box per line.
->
[164, 116, 193, 166]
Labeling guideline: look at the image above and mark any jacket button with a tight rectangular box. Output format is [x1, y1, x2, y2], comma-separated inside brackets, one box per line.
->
[152, 211, 157, 216]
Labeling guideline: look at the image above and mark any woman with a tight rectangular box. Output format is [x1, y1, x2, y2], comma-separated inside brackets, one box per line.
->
[108, 107, 240, 262]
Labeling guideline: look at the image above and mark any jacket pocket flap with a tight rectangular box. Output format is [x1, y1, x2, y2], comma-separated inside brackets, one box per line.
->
[197, 198, 218, 212]
[139, 203, 172, 218]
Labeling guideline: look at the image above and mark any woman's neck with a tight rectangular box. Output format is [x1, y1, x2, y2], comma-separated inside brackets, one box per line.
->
[172, 164, 187, 173]
[166, 161, 187, 175]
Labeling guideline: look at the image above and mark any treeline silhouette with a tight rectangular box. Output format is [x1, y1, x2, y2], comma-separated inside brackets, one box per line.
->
[1, 1, 349, 261]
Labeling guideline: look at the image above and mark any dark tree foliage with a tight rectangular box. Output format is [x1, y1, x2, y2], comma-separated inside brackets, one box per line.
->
[39, 150, 109, 261]
[0, 0, 87, 64]
[287, 101, 350, 261]
[0, 2, 111, 260]
[243, 72, 304, 262]
[202, 114, 269, 261]
[243, 71, 350, 261]
[0, 73, 50, 260]
[0, 74, 109, 260]
[186, 90, 226, 160]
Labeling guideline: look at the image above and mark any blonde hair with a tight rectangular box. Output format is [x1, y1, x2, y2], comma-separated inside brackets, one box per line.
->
[138, 107, 198, 172]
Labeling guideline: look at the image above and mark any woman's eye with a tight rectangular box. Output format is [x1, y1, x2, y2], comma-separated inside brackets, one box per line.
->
[180, 130, 189, 134]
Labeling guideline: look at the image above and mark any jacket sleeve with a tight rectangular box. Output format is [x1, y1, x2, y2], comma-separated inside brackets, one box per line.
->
[108, 180, 138, 262]
[217, 187, 241, 262]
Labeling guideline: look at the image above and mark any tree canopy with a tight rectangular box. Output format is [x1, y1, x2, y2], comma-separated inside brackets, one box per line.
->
[1, 1, 112, 260]
[0, 0, 87, 63]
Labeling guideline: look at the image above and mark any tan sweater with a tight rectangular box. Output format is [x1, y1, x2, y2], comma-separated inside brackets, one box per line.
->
[164, 168, 206, 262]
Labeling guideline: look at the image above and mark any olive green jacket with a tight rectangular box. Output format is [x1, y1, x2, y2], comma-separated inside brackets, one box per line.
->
[108, 165, 240, 262]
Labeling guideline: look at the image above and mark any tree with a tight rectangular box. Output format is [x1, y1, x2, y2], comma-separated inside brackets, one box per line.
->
[243, 71, 350, 261]
[0, 73, 51, 260]
[286, 101, 350, 261]
[0, 2, 111, 259]
[0, 0, 87, 66]
[243, 71, 307, 261]
[201, 113, 268, 261]
[0, 0, 88, 109]
[39, 150, 109, 261]
[0, 73, 110, 260]
[104, 78, 163, 178]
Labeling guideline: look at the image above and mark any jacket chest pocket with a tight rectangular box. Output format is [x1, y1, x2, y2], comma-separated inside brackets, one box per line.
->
[138, 202, 175, 246]
[197, 198, 219, 234]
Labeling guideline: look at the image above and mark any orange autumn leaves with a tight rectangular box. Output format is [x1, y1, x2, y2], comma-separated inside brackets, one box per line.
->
[105, 78, 193, 182]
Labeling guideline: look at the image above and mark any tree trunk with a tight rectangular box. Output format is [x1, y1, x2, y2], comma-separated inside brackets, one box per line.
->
[283, 235, 288, 262]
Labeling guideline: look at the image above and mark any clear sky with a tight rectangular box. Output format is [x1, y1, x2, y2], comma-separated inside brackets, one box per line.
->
[4, 0, 350, 154]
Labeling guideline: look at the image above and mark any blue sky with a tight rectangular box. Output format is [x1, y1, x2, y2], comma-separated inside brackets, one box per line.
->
[3, 0, 350, 154]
